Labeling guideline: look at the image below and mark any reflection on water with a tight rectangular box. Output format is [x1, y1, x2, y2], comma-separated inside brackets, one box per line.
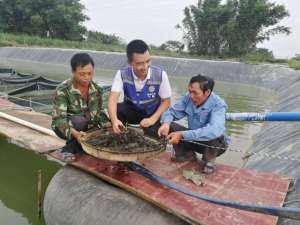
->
[0, 59, 276, 225]
[0, 136, 61, 225]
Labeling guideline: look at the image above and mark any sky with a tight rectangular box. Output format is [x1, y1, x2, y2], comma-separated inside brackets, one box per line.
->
[80, 0, 300, 58]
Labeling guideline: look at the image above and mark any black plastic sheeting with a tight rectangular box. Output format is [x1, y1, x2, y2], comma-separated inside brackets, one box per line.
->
[0, 69, 33, 81]
[44, 166, 188, 225]
[245, 79, 300, 225]
[7, 82, 57, 95]
[0, 71, 60, 96]
[1, 75, 60, 85]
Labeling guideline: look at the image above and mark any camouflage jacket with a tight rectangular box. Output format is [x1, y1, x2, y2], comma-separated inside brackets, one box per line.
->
[51, 78, 109, 140]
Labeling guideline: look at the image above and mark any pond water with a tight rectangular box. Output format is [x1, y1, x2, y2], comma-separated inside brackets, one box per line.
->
[0, 136, 61, 225]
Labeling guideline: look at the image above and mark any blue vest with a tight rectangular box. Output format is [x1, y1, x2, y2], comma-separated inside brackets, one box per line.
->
[121, 66, 162, 115]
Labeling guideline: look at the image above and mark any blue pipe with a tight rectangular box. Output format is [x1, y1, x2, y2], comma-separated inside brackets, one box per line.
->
[226, 112, 300, 121]
[128, 162, 300, 220]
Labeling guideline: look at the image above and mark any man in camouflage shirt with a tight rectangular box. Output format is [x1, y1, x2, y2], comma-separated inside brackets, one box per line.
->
[52, 53, 108, 161]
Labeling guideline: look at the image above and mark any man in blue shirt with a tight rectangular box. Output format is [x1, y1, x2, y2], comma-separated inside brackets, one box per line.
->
[158, 74, 228, 174]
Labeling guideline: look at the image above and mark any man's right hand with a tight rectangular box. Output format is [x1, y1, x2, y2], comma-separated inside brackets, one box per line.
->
[158, 123, 170, 137]
[71, 128, 87, 142]
[112, 119, 125, 134]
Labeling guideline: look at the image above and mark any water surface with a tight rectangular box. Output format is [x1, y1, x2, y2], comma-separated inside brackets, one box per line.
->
[0, 136, 61, 225]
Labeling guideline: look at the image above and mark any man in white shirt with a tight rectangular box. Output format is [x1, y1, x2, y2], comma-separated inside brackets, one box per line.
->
[108, 39, 171, 137]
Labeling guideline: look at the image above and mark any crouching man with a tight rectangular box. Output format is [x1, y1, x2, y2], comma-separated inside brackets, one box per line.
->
[158, 74, 228, 174]
[51, 53, 108, 162]
[108, 39, 171, 137]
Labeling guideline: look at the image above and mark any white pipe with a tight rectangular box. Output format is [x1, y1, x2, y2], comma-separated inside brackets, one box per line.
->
[0, 111, 56, 137]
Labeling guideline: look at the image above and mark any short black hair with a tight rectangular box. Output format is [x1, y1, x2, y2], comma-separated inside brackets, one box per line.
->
[189, 74, 214, 92]
[70, 53, 94, 71]
[126, 39, 149, 61]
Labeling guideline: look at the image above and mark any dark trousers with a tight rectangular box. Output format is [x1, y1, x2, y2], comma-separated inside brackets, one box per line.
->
[53, 115, 89, 153]
[170, 122, 227, 162]
[117, 102, 161, 138]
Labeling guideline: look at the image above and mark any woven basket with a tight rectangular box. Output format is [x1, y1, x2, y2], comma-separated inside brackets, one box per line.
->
[80, 128, 165, 161]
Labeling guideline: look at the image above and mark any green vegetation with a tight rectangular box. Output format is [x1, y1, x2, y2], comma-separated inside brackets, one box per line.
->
[0, 32, 189, 57]
[288, 59, 300, 70]
[86, 31, 124, 45]
[159, 40, 185, 53]
[236, 48, 300, 70]
[0, 32, 126, 52]
[0, 0, 87, 41]
[239, 48, 276, 64]
[179, 0, 290, 56]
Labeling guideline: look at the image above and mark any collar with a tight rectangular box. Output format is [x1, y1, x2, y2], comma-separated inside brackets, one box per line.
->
[132, 67, 151, 81]
[191, 92, 215, 110]
[70, 79, 97, 95]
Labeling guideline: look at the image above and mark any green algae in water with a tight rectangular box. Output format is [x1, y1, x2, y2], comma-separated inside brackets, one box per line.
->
[0, 135, 61, 225]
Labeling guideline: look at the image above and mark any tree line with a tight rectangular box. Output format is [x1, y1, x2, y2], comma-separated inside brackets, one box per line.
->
[176, 0, 290, 56]
[0, 0, 123, 45]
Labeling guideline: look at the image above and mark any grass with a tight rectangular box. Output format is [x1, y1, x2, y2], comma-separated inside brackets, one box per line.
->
[288, 59, 300, 70]
[0, 32, 126, 52]
[0, 32, 242, 60]
[240, 56, 300, 71]
[0, 32, 299, 70]
[0, 32, 188, 58]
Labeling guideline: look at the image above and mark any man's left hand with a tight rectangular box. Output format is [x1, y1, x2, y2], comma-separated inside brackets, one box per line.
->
[140, 117, 156, 128]
[167, 131, 183, 145]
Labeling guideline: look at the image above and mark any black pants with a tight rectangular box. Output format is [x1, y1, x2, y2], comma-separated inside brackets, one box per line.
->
[117, 102, 161, 139]
[170, 122, 227, 162]
[53, 115, 89, 153]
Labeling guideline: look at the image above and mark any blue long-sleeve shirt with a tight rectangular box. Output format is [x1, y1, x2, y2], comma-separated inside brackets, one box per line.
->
[161, 92, 227, 141]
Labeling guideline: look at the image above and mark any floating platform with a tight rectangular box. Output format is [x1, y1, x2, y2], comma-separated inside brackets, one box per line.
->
[50, 151, 291, 225]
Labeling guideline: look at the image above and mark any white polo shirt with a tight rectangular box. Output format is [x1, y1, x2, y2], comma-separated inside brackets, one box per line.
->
[111, 67, 172, 99]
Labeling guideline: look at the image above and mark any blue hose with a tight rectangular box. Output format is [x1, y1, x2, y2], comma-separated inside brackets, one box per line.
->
[128, 162, 300, 220]
[226, 112, 300, 121]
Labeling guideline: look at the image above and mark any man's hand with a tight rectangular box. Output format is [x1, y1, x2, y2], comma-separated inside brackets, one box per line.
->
[71, 128, 87, 142]
[167, 131, 183, 145]
[112, 119, 125, 134]
[158, 123, 170, 137]
[140, 117, 156, 128]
